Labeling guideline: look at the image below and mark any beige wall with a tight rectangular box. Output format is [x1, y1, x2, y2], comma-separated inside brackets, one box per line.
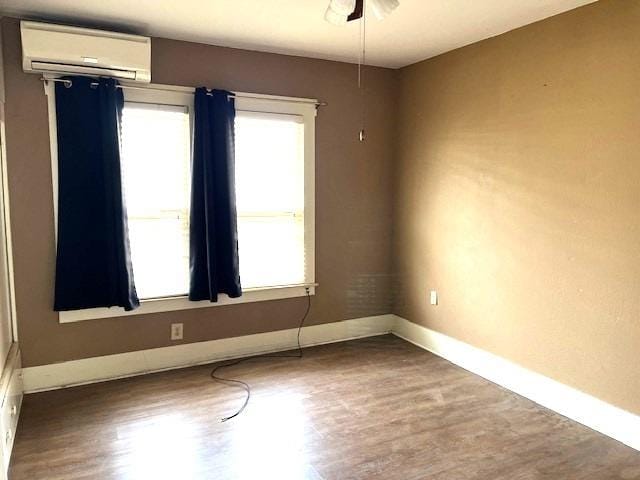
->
[394, 0, 640, 415]
[0, 17, 397, 367]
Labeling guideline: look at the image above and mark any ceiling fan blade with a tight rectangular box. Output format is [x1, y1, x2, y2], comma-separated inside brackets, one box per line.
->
[347, 0, 364, 21]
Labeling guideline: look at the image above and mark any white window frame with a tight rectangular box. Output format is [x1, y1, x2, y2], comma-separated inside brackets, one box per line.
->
[45, 77, 316, 323]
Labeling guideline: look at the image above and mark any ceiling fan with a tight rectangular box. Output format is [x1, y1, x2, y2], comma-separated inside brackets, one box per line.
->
[325, 0, 400, 24]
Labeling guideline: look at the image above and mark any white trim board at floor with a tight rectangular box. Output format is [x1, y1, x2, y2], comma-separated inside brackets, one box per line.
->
[22, 314, 395, 393]
[20, 314, 640, 452]
[392, 315, 640, 452]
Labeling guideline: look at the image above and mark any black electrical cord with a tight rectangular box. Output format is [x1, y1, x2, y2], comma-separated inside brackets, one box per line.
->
[210, 288, 312, 422]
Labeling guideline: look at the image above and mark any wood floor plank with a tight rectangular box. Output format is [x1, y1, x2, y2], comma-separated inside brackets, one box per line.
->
[9, 335, 640, 479]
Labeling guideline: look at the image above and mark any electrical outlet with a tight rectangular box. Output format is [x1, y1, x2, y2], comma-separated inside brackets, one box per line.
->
[430, 290, 438, 306]
[170, 323, 183, 340]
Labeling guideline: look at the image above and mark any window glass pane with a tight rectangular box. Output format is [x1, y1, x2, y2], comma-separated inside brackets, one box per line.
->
[121, 102, 191, 299]
[235, 112, 305, 289]
[235, 113, 304, 213]
[237, 215, 305, 288]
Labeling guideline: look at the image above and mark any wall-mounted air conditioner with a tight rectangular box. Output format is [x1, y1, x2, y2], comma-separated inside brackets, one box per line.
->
[20, 21, 151, 83]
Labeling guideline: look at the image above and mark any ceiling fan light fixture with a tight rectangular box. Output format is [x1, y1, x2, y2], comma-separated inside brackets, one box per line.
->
[370, 0, 399, 20]
[324, 0, 357, 25]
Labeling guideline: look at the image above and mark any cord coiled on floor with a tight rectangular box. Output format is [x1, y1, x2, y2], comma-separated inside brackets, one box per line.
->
[210, 288, 312, 422]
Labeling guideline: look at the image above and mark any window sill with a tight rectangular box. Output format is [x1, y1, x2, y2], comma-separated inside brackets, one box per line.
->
[58, 284, 317, 324]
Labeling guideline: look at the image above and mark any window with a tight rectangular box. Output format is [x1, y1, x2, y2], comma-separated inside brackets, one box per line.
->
[235, 112, 306, 289]
[232, 94, 316, 297]
[121, 102, 191, 299]
[46, 80, 316, 322]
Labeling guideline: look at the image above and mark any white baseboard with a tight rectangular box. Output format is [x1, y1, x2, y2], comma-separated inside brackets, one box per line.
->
[22, 314, 395, 393]
[392, 315, 640, 452]
[0, 344, 22, 477]
[21, 313, 640, 453]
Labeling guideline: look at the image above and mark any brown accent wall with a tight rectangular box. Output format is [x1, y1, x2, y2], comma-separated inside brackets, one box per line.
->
[1, 17, 397, 367]
[394, 0, 640, 414]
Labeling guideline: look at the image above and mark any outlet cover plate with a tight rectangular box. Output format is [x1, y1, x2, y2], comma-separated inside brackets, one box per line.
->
[170, 323, 183, 340]
[430, 290, 438, 305]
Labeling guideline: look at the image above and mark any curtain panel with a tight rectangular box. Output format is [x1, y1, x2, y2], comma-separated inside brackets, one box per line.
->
[53, 76, 139, 311]
[189, 88, 242, 301]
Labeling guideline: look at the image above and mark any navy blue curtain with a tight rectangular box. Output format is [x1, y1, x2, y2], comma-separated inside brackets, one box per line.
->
[189, 88, 242, 301]
[54, 76, 139, 311]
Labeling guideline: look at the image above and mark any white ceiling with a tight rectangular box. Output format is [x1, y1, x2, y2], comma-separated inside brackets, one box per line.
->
[0, 0, 597, 68]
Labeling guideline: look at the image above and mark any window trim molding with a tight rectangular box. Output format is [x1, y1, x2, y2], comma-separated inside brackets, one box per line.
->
[45, 78, 317, 323]
[58, 284, 317, 323]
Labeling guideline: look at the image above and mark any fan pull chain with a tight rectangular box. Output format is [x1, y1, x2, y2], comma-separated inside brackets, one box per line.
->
[358, 0, 367, 142]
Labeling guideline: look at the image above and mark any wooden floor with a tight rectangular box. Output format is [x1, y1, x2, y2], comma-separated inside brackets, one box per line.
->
[9, 335, 640, 479]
